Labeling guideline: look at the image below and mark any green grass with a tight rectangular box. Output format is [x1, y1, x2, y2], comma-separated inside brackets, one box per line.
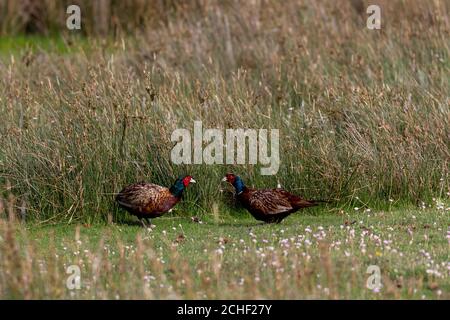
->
[2, 205, 448, 299]
[0, 34, 116, 58]
[0, 35, 68, 54]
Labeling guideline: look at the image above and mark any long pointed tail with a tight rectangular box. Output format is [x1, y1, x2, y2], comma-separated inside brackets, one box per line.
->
[308, 199, 331, 205]
[292, 198, 330, 209]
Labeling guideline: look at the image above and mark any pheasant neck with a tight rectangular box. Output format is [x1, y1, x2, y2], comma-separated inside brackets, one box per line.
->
[233, 177, 246, 195]
[169, 184, 184, 198]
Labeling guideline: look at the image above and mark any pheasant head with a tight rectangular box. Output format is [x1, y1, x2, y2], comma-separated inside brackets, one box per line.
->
[170, 175, 196, 197]
[222, 173, 245, 194]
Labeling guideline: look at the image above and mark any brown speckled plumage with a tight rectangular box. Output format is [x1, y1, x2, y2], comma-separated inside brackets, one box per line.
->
[116, 176, 195, 225]
[223, 173, 326, 224]
[116, 183, 178, 217]
[239, 188, 320, 223]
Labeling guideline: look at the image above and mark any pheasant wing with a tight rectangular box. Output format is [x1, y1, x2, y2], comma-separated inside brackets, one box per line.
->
[274, 188, 317, 208]
[116, 183, 168, 212]
[248, 189, 293, 215]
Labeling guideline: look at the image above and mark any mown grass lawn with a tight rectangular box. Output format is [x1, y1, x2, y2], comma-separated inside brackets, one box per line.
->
[4, 205, 447, 299]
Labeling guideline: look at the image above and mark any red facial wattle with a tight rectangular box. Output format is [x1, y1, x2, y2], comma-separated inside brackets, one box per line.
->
[183, 176, 191, 186]
[226, 174, 235, 184]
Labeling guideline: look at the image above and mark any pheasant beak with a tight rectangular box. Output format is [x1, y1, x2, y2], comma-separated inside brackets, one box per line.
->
[221, 177, 227, 182]
[189, 178, 196, 184]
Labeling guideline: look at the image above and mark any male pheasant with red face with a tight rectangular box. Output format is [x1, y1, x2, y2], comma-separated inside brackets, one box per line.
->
[222, 173, 326, 224]
[116, 175, 196, 226]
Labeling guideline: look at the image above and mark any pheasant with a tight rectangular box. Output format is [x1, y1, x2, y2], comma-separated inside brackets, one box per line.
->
[116, 175, 196, 226]
[222, 173, 326, 224]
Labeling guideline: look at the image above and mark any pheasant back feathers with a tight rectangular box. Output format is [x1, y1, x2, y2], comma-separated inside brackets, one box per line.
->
[116, 176, 195, 221]
[223, 173, 324, 223]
